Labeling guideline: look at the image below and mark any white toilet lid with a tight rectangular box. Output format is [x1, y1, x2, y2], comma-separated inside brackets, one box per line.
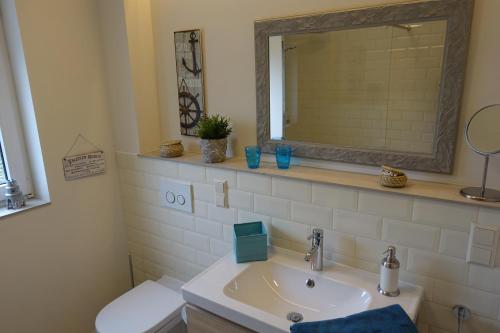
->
[96, 280, 185, 333]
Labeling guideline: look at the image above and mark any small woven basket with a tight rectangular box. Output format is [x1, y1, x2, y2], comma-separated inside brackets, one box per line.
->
[380, 174, 408, 188]
[379, 165, 408, 188]
[160, 140, 184, 158]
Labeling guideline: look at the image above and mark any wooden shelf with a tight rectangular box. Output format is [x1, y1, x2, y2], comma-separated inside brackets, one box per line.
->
[139, 151, 500, 209]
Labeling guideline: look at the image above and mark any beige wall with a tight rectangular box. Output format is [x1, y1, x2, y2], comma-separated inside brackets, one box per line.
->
[149, 0, 500, 186]
[0, 0, 130, 332]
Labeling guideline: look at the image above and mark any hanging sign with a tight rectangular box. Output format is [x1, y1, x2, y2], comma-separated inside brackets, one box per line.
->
[62, 151, 106, 181]
[62, 134, 106, 181]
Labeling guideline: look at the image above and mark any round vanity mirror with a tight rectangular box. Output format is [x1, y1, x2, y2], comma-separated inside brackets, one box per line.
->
[461, 104, 500, 202]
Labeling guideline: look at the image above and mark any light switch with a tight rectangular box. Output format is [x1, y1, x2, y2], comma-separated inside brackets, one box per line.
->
[467, 223, 499, 267]
[214, 179, 226, 193]
[214, 179, 228, 208]
[473, 227, 495, 247]
[469, 246, 492, 266]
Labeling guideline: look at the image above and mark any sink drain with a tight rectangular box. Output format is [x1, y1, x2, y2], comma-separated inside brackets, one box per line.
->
[287, 312, 304, 323]
[305, 278, 315, 288]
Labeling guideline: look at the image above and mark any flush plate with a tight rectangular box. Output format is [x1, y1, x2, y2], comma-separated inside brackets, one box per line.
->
[159, 179, 193, 213]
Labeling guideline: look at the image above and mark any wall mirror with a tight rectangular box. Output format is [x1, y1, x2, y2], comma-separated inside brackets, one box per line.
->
[255, 0, 474, 173]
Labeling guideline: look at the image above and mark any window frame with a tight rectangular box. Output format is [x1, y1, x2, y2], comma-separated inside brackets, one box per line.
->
[0, 14, 32, 201]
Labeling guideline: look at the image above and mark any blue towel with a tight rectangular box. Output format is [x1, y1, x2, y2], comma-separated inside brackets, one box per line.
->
[290, 304, 418, 333]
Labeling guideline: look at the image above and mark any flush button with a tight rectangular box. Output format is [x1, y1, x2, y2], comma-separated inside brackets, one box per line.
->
[160, 179, 193, 213]
[166, 191, 175, 204]
[177, 195, 186, 205]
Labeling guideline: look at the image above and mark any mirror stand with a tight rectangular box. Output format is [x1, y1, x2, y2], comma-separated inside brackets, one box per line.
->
[461, 154, 500, 202]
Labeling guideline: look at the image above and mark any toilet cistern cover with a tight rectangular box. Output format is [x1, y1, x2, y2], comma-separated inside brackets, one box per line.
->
[95, 280, 185, 333]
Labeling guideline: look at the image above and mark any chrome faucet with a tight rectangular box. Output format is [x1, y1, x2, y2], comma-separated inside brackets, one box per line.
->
[304, 228, 323, 271]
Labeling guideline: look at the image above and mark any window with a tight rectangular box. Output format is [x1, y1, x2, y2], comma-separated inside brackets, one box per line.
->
[0, 15, 32, 199]
[0, 144, 7, 184]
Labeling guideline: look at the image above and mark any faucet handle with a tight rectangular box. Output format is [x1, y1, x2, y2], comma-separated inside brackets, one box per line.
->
[307, 228, 324, 240]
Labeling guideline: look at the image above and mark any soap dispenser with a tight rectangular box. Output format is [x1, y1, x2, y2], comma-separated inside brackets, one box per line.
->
[377, 246, 400, 297]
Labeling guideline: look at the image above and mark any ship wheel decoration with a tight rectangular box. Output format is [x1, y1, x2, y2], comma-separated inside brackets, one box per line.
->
[178, 79, 202, 133]
[174, 29, 206, 136]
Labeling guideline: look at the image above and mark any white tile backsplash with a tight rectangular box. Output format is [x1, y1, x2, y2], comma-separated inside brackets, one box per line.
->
[164, 210, 195, 231]
[207, 205, 237, 224]
[237, 172, 271, 194]
[323, 229, 355, 256]
[433, 280, 500, 319]
[183, 231, 210, 251]
[237, 209, 271, 225]
[116, 153, 500, 332]
[291, 202, 333, 229]
[179, 164, 206, 182]
[333, 210, 382, 239]
[196, 251, 220, 267]
[193, 183, 215, 203]
[438, 229, 469, 259]
[228, 189, 253, 210]
[272, 177, 312, 202]
[468, 264, 500, 294]
[195, 217, 223, 239]
[413, 198, 477, 232]
[254, 194, 290, 219]
[210, 238, 232, 257]
[407, 249, 467, 284]
[358, 190, 413, 220]
[159, 222, 184, 242]
[271, 218, 310, 244]
[193, 200, 208, 218]
[312, 183, 358, 210]
[382, 219, 440, 251]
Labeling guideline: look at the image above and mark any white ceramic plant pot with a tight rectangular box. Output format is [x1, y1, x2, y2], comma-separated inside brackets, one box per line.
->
[200, 138, 227, 163]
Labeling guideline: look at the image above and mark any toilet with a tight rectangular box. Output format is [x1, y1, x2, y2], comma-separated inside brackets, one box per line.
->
[96, 275, 186, 333]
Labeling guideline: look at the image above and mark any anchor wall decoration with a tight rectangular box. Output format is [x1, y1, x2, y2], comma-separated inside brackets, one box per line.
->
[174, 29, 206, 136]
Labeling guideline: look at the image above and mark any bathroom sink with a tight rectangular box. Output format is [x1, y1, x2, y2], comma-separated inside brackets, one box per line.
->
[182, 247, 423, 333]
[223, 261, 371, 322]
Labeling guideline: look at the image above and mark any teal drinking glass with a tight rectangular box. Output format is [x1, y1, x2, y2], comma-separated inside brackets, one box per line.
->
[275, 145, 292, 169]
[245, 146, 261, 169]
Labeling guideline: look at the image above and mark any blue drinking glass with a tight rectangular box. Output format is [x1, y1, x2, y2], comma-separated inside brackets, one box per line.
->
[245, 146, 261, 169]
[275, 145, 292, 169]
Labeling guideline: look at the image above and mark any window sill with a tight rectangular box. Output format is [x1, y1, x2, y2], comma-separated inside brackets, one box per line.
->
[0, 198, 50, 219]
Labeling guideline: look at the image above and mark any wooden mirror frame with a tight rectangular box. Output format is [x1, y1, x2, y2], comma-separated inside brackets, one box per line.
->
[255, 0, 473, 173]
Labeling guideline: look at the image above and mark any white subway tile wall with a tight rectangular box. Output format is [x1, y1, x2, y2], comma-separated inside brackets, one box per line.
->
[117, 153, 500, 333]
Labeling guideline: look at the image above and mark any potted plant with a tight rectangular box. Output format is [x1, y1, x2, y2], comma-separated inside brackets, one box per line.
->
[196, 114, 232, 163]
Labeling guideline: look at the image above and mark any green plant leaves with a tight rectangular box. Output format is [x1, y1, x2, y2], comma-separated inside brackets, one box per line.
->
[196, 114, 232, 140]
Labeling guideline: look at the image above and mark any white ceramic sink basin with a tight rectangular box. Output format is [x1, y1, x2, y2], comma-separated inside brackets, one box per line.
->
[182, 247, 423, 333]
[224, 261, 371, 322]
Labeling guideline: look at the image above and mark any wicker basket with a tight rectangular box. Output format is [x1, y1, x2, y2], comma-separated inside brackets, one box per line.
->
[380, 165, 408, 188]
[380, 174, 408, 188]
[160, 140, 184, 158]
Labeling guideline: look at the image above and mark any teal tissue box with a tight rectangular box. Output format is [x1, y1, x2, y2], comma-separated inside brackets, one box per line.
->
[233, 221, 268, 263]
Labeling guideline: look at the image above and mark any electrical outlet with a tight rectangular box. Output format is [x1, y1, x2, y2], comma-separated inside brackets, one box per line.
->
[159, 179, 193, 213]
[467, 223, 499, 267]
